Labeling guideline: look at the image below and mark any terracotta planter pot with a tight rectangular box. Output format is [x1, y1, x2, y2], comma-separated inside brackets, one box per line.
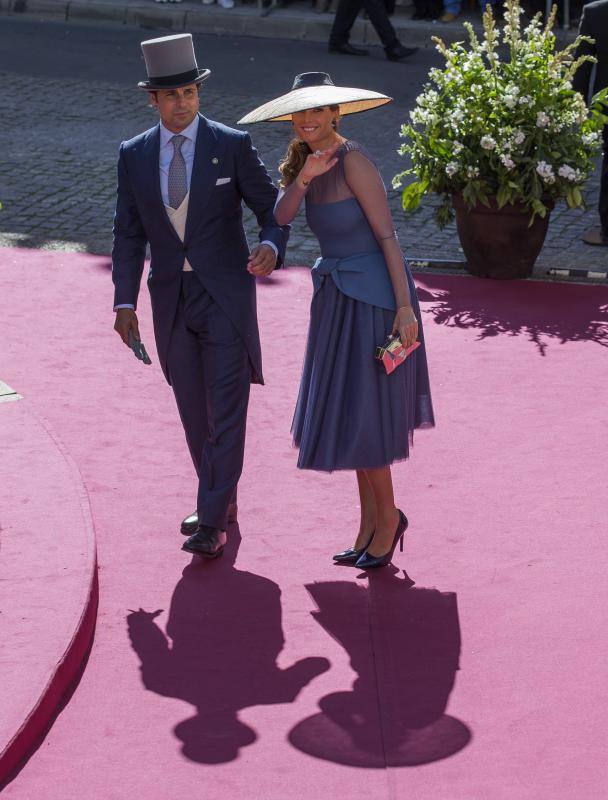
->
[452, 194, 553, 280]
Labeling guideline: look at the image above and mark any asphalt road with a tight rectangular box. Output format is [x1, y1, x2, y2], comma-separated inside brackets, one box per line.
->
[0, 16, 603, 270]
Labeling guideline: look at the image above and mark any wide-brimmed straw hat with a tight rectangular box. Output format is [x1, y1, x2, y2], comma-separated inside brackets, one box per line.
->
[138, 34, 210, 91]
[237, 72, 392, 124]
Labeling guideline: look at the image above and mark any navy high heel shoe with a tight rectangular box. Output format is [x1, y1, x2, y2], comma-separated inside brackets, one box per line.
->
[355, 511, 408, 569]
[332, 530, 375, 564]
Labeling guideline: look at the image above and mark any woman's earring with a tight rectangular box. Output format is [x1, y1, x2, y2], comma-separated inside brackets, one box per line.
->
[332, 119, 337, 130]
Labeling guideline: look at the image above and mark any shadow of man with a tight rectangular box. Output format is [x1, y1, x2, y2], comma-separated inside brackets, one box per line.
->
[126, 527, 330, 764]
[289, 568, 471, 767]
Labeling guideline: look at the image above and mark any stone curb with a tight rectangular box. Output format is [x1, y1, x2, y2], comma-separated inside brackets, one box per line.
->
[1, 0, 578, 46]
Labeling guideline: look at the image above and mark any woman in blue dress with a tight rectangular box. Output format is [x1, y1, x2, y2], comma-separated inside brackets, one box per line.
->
[239, 73, 434, 569]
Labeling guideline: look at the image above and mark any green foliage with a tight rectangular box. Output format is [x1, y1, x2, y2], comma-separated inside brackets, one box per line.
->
[394, 0, 605, 228]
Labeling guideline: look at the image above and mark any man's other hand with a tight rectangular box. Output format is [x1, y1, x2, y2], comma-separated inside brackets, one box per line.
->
[247, 244, 277, 277]
[114, 308, 140, 345]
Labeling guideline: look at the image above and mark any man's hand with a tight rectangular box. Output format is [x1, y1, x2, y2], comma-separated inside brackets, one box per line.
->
[114, 308, 141, 346]
[247, 244, 277, 277]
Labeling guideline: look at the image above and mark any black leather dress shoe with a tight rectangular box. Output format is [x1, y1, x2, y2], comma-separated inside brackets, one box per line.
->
[385, 43, 418, 61]
[181, 503, 238, 535]
[182, 526, 227, 559]
[328, 42, 369, 56]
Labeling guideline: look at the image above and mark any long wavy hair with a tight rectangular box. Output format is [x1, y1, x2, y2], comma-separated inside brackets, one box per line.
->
[278, 105, 339, 187]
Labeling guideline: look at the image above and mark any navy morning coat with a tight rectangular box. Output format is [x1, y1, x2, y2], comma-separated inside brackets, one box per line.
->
[111, 113, 289, 385]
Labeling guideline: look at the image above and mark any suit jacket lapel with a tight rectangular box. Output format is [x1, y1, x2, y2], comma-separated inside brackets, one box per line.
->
[185, 115, 223, 243]
[143, 124, 183, 247]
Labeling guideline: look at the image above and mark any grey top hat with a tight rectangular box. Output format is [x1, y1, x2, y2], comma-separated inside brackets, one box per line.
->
[138, 34, 211, 91]
[238, 72, 391, 124]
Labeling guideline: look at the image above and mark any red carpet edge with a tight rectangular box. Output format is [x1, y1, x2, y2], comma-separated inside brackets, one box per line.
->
[0, 403, 99, 785]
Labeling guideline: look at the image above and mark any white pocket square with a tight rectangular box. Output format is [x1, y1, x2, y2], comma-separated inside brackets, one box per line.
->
[215, 177, 231, 185]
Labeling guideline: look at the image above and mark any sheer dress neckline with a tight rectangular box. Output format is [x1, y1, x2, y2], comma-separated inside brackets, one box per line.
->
[304, 139, 371, 207]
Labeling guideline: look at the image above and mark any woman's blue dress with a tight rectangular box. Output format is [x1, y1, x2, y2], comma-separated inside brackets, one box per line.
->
[291, 141, 435, 472]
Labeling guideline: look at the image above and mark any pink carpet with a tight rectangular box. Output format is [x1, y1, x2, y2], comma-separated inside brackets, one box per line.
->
[1, 246, 607, 798]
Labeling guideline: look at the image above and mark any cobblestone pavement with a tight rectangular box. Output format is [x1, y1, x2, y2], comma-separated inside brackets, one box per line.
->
[0, 18, 605, 275]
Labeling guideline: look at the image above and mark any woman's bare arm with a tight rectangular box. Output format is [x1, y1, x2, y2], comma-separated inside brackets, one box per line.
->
[274, 181, 309, 226]
[343, 150, 418, 347]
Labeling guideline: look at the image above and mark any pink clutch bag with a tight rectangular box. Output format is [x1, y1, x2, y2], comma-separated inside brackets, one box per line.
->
[375, 335, 420, 375]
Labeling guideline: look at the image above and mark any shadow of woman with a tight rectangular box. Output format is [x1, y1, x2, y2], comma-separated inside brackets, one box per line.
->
[416, 275, 608, 356]
[289, 568, 471, 767]
[126, 527, 330, 764]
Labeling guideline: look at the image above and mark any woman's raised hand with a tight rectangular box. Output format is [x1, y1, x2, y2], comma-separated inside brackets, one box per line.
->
[297, 143, 342, 187]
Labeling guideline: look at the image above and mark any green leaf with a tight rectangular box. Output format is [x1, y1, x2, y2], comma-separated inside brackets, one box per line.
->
[496, 184, 510, 209]
[531, 199, 547, 218]
[401, 181, 426, 212]
[566, 188, 577, 209]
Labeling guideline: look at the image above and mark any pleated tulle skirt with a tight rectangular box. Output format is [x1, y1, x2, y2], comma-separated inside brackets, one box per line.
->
[292, 275, 435, 472]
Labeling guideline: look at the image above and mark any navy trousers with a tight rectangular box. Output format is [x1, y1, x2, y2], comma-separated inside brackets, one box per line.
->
[167, 272, 250, 531]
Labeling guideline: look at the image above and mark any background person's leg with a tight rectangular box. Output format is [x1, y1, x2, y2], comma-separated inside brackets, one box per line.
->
[329, 0, 365, 48]
[361, 0, 401, 48]
[440, 0, 460, 19]
[599, 142, 608, 237]
[582, 133, 608, 245]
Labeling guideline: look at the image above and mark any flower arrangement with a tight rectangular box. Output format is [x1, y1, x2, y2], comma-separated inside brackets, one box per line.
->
[393, 0, 608, 228]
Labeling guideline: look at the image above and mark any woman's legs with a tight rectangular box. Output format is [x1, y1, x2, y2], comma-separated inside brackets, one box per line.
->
[362, 465, 400, 557]
[353, 470, 377, 550]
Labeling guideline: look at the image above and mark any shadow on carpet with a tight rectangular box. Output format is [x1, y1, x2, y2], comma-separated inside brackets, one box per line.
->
[417, 276, 608, 356]
[127, 530, 470, 769]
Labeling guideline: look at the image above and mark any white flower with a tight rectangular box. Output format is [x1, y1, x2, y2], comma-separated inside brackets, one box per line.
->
[536, 112, 550, 128]
[558, 165, 577, 181]
[500, 154, 516, 170]
[571, 93, 588, 124]
[513, 131, 525, 145]
[481, 135, 497, 151]
[518, 95, 532, 106]
[445, 161, 460, 177]
[410, 108, 438, 126]
[503, 84, 520, 109]
[453, 141, 464, 155]
[466, 166, 480, 178]
[582, 131, 600, 146]
[536, 161, 555, 183]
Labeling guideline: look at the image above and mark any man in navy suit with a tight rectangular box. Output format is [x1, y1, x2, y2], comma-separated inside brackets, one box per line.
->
[112, 34, 288, 558]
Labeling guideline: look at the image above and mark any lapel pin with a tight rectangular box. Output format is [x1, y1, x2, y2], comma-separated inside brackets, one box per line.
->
[212, 157, 219, 165]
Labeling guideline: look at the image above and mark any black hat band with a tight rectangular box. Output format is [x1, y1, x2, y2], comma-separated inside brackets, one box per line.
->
[291, 72, 335, 91]
[146, 68, 204, 88]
